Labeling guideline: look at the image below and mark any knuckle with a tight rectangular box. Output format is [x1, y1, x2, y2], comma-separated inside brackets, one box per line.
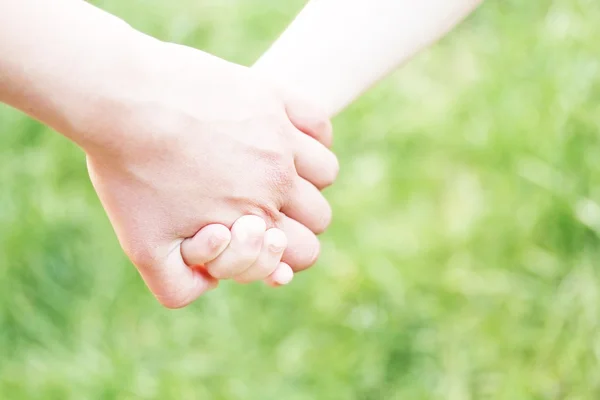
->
[268, 163, 295, 195]
[225, 198, 281, 230]
[247, 202, 283, 229]
[252, 147, 296, 201]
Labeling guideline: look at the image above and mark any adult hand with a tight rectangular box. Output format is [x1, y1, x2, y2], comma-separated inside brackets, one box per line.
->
[85, 36, 339, 308]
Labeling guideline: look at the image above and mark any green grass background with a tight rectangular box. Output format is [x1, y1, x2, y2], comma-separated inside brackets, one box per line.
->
[2, 0, 600, 398]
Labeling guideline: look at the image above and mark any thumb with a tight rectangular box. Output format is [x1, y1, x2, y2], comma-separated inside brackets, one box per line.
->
[137, 242, 218, 309]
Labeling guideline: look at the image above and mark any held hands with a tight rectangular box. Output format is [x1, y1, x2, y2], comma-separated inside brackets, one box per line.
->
[183, 216, 294, 288]
[84, 36, 338, 308]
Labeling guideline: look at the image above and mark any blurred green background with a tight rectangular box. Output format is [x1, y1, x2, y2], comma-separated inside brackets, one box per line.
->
[2, 0, 600, 398]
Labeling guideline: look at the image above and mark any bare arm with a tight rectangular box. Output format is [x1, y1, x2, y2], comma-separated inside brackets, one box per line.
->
[254, 0, 483, 117]
[0, 0, 337, 307]
[0, 0, 144, 149]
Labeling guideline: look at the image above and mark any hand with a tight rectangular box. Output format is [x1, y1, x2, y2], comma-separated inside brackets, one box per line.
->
[84, 36, 338, 308]
[182, 215, 294, 288]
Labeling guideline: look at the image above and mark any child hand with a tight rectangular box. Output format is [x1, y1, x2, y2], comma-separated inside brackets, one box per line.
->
[181, 215, 294, 287]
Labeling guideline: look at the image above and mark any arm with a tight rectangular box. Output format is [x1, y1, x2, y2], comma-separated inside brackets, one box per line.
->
[0, 0, 141, 149]
[253, 0, 483, 117]
[0, 0, 337, 307]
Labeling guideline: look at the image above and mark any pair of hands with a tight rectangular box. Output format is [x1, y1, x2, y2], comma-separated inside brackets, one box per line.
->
[1, 0, 485, 308]
[83, 37, 338, 308]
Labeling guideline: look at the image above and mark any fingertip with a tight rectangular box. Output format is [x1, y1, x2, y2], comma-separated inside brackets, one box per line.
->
[206, 215, 270, 280]
[208, 224, 232, 251]
[285, 96, 333, 148]
[231, 215, 267, 244]
[266, 262, 294, 287]
[278, 216, 321, 272]
[265, 228, 287, 253]
[181, 224, 231, 267]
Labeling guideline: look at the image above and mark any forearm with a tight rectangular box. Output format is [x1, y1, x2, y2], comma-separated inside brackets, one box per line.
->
[0, 0, 149, 149]
[254, 0, 482, 117]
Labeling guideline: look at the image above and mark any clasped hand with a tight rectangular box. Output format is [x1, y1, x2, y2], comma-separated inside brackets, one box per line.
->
[83, 37, 338, 308]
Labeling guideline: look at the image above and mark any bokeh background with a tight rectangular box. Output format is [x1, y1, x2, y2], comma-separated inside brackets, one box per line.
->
[2, 0, 600, 398]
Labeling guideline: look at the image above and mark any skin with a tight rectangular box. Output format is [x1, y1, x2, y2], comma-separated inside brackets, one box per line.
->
[84, 41, 339, 308]
[131, 0, 482, 299]
[181, 216, 294, 287]
[254, 0, 483, 116]
[0, 0, 337, 308]
[200, 0, 485, 289]
[206, 0, 484, 289]
[0, 0, 482, 308]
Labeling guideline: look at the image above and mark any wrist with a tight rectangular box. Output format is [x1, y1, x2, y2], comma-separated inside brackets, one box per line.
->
[46, 22, 158, 153]
[60, 27, 164, 155]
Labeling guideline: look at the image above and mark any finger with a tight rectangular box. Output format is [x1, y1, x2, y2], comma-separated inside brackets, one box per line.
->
[264, 262, 294, 287]
[181, 224, 231, 267]
[234, 228, 287, 284]
[205, 215, 266, 279]
[137, 243, 218, 309]
[278, 215, 321, 272]
[285, 96, 333, 148]
[292, 131, 339, 190]
[281, 177, 332, 234]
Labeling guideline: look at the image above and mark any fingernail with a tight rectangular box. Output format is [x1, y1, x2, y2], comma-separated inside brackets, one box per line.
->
[269, 243, 286, 253]
[209, 231, 229, 250]
[266, 230, 287, 253]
